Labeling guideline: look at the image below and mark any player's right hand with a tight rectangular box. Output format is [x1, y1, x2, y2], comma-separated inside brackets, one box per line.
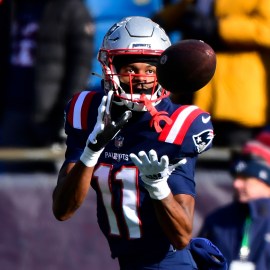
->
[80, 91, 132, 167]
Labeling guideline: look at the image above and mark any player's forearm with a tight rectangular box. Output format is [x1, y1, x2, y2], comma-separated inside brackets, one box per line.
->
[152, 193, 194, 249]
[52, 161, 94, 221]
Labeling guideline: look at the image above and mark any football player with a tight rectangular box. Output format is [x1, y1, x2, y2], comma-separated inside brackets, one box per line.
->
[52, 16, 214, 269]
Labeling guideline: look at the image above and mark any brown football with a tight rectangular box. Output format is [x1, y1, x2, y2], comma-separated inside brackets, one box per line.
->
[156, 39, 216, 93]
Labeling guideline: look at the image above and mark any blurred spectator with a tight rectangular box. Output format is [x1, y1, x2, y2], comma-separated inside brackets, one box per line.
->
[83, 0, 167, 92]
[198, 130, 270, 269]
[0, 0, 94, 172]
[33, 0, 94, 147]
[153, 0, 270, 147]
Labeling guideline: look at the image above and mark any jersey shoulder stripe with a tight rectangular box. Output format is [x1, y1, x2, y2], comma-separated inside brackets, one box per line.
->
[67, 91, 96, 130]
[158, 105, 206, 145]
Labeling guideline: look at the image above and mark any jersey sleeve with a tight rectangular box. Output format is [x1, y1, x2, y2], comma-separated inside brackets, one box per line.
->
[63, 90, 104, 163]
[159, 105, 214, 196]
[158, 105, 214, 155]
[168, 156, 197, 197]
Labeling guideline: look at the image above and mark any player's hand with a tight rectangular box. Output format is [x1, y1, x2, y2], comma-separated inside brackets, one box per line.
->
[80, 91, 132, 167]
[130, 149, 186, 200]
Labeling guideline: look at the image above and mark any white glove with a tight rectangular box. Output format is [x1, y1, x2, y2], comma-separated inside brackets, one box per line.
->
[130, 149, 187, 200]
[80, 91, 132, 167]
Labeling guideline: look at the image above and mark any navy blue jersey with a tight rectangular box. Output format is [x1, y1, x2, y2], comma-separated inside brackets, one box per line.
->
[64, 91, 214, 258]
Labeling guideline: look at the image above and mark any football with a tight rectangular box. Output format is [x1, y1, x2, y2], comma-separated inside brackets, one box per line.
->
[156, 39, 216, 93]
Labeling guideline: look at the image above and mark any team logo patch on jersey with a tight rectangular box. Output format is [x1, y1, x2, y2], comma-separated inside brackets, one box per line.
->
[114, 136, 124, 148]
[192, 129, 214, 153]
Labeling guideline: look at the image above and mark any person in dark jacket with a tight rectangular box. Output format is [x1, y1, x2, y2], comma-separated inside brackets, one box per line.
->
[33, 0, 94, 146]
[0, 0, 94, 172]
[199, 130, 270, 270]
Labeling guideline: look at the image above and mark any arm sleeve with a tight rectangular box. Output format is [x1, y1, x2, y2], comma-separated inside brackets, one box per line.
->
[168, 156, 197, 197]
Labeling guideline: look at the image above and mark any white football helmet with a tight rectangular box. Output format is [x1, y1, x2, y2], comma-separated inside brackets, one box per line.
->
[98, 16, 171, 111]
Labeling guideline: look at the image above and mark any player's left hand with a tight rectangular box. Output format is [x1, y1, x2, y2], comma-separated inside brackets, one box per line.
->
[130, 149, 186, 200]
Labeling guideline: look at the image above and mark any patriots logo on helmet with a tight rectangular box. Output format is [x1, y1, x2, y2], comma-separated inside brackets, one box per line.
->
[192, 129, 214, 153]
[132, 43, 151, 49]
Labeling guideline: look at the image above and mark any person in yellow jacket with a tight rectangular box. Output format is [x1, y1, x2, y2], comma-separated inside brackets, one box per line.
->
[153, 0, 270, 147]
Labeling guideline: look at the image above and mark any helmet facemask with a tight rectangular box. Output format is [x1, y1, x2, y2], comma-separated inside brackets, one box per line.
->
[98, 49, 169, 111]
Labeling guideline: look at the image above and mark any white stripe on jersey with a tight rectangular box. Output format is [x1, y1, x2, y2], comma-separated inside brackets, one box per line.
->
[73, 91, 88, 129]
[165, 105, 198, 143]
